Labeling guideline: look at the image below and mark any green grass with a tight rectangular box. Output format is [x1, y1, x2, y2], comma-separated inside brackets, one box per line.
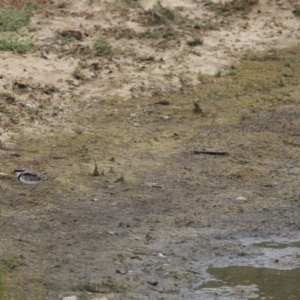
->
[0, 35, 34, 53]
[215, 70, 222, 78]
[279, 79, 285, 87]
[0, 6, 32, 31]
[292, 9, 300, 17]
[93, 37, 113, 56]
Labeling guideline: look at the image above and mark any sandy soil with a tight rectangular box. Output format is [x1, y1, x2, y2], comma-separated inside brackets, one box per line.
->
[1, 0, 300, 299]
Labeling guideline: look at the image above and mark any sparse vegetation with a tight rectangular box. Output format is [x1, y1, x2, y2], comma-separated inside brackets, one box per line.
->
[215, 70, 222, 78]
[93, 37, 113, 56]
[0, 1, 46, 9]
[292, 9, 300, 17]
[116, 172, 124, 182]
[193, 98, 203, 114]
[0, 35, 34, 53]
[279, 79, 285, 87]
[207, 0, 259, 16]
[191, 50, 201, 56]
[113, 0, 140, 9]
[73, 67, 86, 80]
[227, 70, 236, 76]
[197, 71, 205, 83]
[0, 5, 32, 31]
[141, 1, 176, 25]
[74, 127, 83, 134]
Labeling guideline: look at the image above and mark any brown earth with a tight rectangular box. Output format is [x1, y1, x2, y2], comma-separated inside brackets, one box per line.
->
[1, 0, 300, 299]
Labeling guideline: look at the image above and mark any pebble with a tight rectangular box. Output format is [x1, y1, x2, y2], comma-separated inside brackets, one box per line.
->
[235, 196, 247, 202]
[62, 296, 77, 300]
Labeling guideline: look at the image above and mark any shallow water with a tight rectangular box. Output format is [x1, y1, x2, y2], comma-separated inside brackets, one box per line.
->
[199, 266, 300, 299]
[195, 241, 300, 299]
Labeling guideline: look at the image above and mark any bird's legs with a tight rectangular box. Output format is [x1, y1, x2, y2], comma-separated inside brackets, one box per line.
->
[30, 184, 38, 195]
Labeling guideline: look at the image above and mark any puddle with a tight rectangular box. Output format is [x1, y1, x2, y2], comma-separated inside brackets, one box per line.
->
[194, 239, 300, 299]
[196, 266, 300, 300]
[253, 241, 300, 249]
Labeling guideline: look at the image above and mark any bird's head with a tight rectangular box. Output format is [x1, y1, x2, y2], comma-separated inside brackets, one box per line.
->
[12, 168, 26, 176]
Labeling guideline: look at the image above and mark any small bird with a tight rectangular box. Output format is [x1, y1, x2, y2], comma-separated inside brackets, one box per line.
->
[12, 168, 47, 193]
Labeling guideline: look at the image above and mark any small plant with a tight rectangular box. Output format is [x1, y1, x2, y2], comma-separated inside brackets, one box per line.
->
[54, 31, 76, 44]
[145, 1, 176, 25]
[193, 99, 203, 114]
[279, 79, 285, 87]
[162, 26, 174, 39]
[191, 50, 201, 56]
[152, 87, 162, 96]
[93, 37, 113, 56]
[92, 159, 100, 176]
[215, 70, 221, 78]
[72, 68, 86, 80]
[197, 71, 205, 83]
[0, 35, 34, 53]
[292, 9, 300, 17]
[74, 127, 83, 134]
[0, 104, 9, 113]
[116, 172, 124, 182]
[227, 70, 236, 76]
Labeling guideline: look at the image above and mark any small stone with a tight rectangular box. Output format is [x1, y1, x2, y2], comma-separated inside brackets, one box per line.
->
[147, 280, 158, 286]
[25, 103, 35, 109]
[235, 196, 247, 202]
[158, 253, 166, 258]
[286, 161, 296, 168]
[63, 296, 77, 300]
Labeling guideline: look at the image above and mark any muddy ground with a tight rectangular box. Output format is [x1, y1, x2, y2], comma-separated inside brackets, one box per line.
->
[1, 0, 300, 299]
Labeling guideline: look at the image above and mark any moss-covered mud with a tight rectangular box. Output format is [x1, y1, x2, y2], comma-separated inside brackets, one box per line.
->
[1, 45, 300, 299]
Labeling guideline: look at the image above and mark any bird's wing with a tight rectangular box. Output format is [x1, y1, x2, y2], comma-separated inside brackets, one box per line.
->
[22, 170, 43, 182]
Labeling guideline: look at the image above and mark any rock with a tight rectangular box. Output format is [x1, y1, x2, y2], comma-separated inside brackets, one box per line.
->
[62, 296, 77, 300]
[286, 161, 296, 168]
[60, 30, 83, 40]
[147, 280, 158, 286]
[235, 196, 247, 202]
